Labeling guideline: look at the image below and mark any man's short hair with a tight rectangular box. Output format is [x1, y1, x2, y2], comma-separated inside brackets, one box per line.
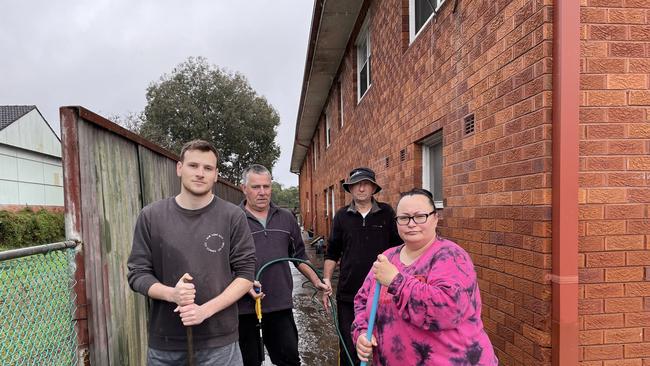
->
[179, 140, 219, 162]
[241, 164, 272, 185]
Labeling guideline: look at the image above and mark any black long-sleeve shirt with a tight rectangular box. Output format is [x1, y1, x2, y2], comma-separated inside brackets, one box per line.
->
[326, 200, 402, 302]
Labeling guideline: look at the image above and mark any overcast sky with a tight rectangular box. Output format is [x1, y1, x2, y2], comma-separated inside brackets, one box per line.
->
[0, 0, 313, 186]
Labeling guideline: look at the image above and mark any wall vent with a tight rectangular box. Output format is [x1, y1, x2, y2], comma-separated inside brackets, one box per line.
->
[385, 156, 390, 168]
[464, 113, 475, 135]
[400, 149, 407, 162]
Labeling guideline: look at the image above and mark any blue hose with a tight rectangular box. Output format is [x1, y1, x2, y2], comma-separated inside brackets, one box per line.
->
[360, 282, 381, 366]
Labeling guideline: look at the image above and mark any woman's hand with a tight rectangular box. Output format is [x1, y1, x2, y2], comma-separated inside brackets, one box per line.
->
[372, 254, 399, 286]
[356, 333, 377, 362]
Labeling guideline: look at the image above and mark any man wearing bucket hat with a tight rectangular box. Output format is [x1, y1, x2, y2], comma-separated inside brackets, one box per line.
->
[321, 167, 402, 365]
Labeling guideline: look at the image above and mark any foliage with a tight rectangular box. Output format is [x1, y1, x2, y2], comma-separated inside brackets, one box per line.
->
[111, 112, 144, 134]
[272, 182, 299, 210]
[0, 208, 65, 250]
[136, 56, 281, 183]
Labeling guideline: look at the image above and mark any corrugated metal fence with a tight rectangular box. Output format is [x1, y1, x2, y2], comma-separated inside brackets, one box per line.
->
[60, 106, 243, 365]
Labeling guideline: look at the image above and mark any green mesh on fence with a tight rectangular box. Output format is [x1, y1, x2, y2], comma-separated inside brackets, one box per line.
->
[0, 248, 77, 366]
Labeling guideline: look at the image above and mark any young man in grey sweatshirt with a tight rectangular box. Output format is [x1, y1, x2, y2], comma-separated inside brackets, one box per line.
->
[127, 140, 256, 366]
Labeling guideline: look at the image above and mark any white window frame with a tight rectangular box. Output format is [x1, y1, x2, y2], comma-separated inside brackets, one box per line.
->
[356, 18, 371, 102]
[325, 110, 331, 147]
[339, 80, 344, 128]
[312, 140, 318, 171]
[325, 189, 329, 218]
[330, 186, 336, 218]
[409, 0, 446, 43]
[421, 131, 444, 209]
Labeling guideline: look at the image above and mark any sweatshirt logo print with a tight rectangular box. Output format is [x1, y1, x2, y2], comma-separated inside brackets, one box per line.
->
[203, 233, 225, 253]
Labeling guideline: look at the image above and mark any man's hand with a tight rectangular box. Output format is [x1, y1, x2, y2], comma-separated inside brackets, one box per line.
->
[314, 279, 332, 293]
[172, 273, 195, 306]
[372, 254, 399, 286]
[356, 333, 377, 362]
[247, 280, 264, 300]
[174, 303, 208, 326]
[321, 278, 333, 313]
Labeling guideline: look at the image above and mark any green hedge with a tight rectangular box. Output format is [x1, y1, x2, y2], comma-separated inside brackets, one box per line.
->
[0, 208, 65, 251]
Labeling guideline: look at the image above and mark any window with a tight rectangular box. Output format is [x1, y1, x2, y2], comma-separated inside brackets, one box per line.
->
[420, 131, 444, 209]
[313, 134, 319, 170]
[409, 0, 445, 42]
[356, 19, 371, 101]
[325, 111, 331, 147]
[330, 186, 336, 218]
[325, 189, 329, 218]
[338, 80, 344, 127]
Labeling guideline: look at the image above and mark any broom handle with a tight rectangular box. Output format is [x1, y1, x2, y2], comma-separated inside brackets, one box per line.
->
[360, 282, 381, 366]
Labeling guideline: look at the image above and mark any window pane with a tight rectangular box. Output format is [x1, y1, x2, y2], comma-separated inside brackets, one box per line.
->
[415, 0, 434, 32]
[359, 62, 368, 96]
[431, 142, 443, 202]
[367, 55, 372, 86]
[358, 36, 368, 63]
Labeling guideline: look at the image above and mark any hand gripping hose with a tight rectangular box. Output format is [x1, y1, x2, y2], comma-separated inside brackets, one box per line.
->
[254, 288, 265, 361]
[360, 282, 381, 366]
[255, 257, 355, 366]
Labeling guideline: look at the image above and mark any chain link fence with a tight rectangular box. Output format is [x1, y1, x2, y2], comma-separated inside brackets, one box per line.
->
[0, 241, 78, 366]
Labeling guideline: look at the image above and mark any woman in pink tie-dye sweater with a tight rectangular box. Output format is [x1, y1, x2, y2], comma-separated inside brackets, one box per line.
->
[353, 189, 498, 366]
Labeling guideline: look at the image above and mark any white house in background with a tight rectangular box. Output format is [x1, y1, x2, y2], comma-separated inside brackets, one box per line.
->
[0, 105, 63, 208]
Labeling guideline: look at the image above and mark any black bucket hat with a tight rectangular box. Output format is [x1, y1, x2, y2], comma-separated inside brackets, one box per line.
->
[342, 167, 381, 194]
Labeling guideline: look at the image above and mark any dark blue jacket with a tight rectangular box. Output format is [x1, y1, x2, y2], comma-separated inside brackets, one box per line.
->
[237, 201, 308, 314]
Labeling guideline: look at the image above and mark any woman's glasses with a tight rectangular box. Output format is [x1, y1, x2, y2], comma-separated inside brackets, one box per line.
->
[395, 211, 436, 226]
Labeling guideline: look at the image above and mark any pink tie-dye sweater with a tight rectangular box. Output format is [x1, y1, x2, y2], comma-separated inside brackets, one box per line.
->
[352, 238, 498, 366]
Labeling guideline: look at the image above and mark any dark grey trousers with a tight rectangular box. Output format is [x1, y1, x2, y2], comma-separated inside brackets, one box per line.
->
[147, 341, 243, 366]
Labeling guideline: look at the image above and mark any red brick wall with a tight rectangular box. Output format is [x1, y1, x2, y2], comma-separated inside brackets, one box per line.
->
[579, 1, 650, 364]
[301, 0, 555, 364]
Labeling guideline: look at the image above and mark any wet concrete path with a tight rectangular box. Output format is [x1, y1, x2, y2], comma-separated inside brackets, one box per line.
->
[261, 236, 342, 365]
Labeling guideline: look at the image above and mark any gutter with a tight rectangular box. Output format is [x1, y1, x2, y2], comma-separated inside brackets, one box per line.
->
[291, 0, 324, 174]
[551, 1, 580, 365]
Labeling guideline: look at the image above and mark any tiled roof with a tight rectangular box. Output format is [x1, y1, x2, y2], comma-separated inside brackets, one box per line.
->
[0, 105, 36, 131]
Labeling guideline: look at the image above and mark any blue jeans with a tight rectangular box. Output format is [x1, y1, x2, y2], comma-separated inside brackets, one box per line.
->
[147, 341, 243, 366]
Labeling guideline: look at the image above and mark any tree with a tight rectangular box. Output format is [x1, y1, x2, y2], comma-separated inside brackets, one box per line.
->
[138, 57, 281, 183]
[111, 112, 144, 134]
[271, 182, 299, 209]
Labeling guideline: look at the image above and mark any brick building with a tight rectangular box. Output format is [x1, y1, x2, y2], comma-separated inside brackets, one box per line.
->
[290, 1, 650, 365]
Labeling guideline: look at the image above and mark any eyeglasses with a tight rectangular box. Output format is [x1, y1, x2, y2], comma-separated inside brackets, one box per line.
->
[395, 211, 436, 226]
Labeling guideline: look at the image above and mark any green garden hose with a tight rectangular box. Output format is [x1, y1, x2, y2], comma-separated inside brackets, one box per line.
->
[255, 257, 355, 365]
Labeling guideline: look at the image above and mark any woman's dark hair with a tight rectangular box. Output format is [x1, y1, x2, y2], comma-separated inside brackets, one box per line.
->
[399, 188, 436, 212]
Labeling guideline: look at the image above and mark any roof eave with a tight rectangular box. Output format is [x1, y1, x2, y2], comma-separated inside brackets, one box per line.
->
[290, 0, 364, 174]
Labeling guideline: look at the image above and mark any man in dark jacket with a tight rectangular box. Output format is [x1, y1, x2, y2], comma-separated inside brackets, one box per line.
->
[322, 167, 402, 366]
[127, 140, 256, 366]
[237, 164, 330, 366]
